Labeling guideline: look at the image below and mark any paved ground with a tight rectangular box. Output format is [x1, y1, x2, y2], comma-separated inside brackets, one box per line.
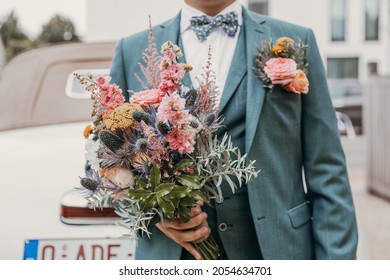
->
[341, 135, 390, 260]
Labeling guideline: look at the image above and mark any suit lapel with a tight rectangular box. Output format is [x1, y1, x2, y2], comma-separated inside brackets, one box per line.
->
[219, 22, 247, 113]
[243, 8, 269, 154]
[156, 12, 181, 47]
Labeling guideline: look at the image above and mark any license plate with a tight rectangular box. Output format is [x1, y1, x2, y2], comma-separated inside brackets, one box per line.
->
[24, 238, 135, 260]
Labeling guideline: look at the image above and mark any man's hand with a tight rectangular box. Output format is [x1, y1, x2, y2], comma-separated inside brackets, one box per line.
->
[156, 201, 210, 260]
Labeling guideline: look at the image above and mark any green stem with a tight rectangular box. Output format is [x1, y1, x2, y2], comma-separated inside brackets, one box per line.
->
[194, 235, 220, 260]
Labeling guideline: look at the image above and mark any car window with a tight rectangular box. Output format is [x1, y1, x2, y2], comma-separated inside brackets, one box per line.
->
[66, 69, 110, 99]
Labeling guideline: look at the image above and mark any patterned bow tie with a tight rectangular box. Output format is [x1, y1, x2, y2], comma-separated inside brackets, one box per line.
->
[190, 11, 239, 41]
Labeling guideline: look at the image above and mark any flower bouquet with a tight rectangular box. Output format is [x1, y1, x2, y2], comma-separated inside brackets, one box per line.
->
[255, 36, 309, 94]
[76, 25, 259, 260]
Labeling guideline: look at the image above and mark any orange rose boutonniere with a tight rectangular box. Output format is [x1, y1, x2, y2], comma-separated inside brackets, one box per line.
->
[255, 36, 309, 94]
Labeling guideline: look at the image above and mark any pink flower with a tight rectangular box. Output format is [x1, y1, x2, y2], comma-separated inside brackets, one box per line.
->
[98, 82, 124, 111]
[284, 70, 309, 94]
[159, 63, 185, 94]
[264, 57, 297, 85]
[130, 89, 160, 105]
[96, 75, 111, 86]
[157, 92, 192, 127]
[157, 41, 185, 94]
[165, 128, 195, 154]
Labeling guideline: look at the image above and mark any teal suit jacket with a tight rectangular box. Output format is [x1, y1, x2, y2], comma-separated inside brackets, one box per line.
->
[109, 7, 358, 259]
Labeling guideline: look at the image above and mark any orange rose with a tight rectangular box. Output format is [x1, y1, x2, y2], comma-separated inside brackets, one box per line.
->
[284, 70, 309, 94]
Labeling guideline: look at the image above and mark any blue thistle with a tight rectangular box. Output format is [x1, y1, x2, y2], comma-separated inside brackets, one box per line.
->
[132, 105, 157, 126]
[76, 169, 103, 198]
[135, 138, 148, 153]
[132, 111, 151, 124]
[156, 121, 171, 135]
[179, 87, 200, 113]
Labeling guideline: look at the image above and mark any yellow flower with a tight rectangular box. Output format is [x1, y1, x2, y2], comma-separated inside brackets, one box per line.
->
[181, 63, 193, 72]
[103, 103, 143, 131]
[132, 152, 149, 170]
[272, 37, 295, 54]
[83, 124, 93, 139]
[272, 44, 285, 54]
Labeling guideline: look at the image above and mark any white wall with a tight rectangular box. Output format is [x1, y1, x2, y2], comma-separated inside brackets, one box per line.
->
[86, 0, 182, 42]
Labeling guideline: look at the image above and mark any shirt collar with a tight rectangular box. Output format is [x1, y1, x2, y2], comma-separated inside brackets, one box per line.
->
[180, 1, 243, 33]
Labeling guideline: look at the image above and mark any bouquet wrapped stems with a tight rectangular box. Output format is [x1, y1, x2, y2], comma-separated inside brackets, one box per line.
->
[195, 235, 220, 260]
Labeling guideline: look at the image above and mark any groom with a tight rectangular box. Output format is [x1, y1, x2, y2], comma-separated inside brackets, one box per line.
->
[109, 0, 358, 259]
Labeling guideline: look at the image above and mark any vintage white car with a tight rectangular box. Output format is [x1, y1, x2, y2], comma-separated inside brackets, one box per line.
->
[0, 42, 136, 260]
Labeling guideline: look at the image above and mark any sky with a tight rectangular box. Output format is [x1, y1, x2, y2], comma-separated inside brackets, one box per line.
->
[0, 0, 87, 38]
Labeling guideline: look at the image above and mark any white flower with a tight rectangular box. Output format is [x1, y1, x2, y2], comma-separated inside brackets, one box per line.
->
[85, 136, 101, 172]
[103, 167, 134, 188]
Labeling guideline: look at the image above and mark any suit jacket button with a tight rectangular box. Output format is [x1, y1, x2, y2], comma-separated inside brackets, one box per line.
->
[218, 223, 228, 232]
[215, 196, 224, 203]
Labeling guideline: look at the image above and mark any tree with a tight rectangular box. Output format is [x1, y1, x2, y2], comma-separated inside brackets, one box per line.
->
[0, 12, 81, 62]
[38, 14, 81, 44]
[0, 10, 35, 61]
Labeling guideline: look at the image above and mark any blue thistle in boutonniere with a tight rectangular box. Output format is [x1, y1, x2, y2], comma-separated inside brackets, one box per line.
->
[255, 36, 309, 94]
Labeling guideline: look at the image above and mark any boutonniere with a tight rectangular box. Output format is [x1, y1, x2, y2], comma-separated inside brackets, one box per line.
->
[255, 37, 309, 94]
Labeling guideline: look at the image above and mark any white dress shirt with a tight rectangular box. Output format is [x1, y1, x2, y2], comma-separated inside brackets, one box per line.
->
[180, 1, 242, 96]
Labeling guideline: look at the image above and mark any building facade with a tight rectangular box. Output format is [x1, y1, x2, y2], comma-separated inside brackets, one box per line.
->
[243, 0, 390, 82]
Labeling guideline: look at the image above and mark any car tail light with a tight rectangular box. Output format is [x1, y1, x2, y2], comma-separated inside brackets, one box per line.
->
[60, 189, 119, 225]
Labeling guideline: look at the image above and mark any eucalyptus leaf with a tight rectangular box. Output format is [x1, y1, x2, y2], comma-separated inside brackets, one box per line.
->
[190, 189, 208, 202]
[165, 185, 191, 200]
[150, 166, 161, 189]
[173, 159, 193, 173]
[224, 174, 236, 193]
[155, 183, 175, 198]
[140, 195, 157, 212]
[135, 178, 148, 189]
[171, 198, 180, 208]
[216, 174, 222, 187]
[179, 207, 191, 223]
[128, 189, 153, 201]
[157, 197, 175, 220]
[177, 174, 201, 189]
[179, 196, 196, 207]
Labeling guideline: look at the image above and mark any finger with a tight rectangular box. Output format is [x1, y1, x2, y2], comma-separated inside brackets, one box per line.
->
[173, 225, 209, 243]
[193, 221, 211, 243]
[196, 201, 204, 207]
[189, 201, 205, 218]
[190, 205, 201, 217]
[169, 212, 208, 230]
[156, 223, 206, 260]
[181, 242, 202, 260]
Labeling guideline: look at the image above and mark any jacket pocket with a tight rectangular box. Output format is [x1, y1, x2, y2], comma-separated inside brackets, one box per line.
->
[287, 201, 312, 229]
